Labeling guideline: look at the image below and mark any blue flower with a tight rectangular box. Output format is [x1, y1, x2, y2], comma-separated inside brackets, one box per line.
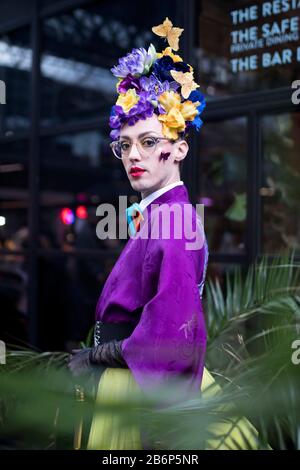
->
[153, 56, 190, 82]
[187, 90, 206, 131]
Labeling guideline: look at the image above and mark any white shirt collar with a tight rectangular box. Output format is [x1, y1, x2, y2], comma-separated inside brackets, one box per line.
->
[139, 181, 184, 212]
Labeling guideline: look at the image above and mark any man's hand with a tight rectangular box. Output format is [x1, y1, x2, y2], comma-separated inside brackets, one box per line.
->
[68, 348, 92, 377]
[89, 340, 127, 368]
[67, 340, 127, 377]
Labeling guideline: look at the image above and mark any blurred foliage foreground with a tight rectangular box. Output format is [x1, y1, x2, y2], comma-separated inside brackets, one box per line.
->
[1, 252, 300, 450]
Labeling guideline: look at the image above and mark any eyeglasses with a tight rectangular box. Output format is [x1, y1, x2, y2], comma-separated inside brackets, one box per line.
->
[110, 135, 173, 160]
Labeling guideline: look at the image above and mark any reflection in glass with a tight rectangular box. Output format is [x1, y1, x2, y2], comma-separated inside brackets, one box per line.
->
[36, 252, 124, 351]
[40, 130, 131, 250]
[206, 261, 241, 286]
[261, 113, 300, 255]
[0, 140, 29, 251]
[197, 0, 300, 98]
[0, 1, 33, 24]
[0, 251, 29, 346]
[40, 1, 174, 126]
[0, 28, 31, 135]
[197, 117, 247, 254]
[37, 254, 105, 351]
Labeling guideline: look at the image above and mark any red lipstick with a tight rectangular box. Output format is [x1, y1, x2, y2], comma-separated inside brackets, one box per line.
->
[129, 166, 146, 178]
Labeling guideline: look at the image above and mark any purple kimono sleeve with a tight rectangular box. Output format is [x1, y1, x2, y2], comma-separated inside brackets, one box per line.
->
[121, 234, 207, 398]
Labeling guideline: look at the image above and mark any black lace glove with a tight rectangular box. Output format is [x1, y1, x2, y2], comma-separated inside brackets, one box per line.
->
[89, 339, 128, 368]
[68, 340, 127, 377]
[67, 347, 92, 377]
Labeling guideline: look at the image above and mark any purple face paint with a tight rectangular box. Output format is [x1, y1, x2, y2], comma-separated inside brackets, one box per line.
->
[160, 152, 171, 161]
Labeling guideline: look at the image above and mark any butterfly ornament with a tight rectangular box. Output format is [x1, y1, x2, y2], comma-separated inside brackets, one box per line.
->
[170, 70, 200, 99]
[152, 17, 184, 51]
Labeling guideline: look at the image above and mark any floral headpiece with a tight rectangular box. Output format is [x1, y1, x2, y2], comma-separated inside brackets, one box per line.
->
[109, 17, 206, 141]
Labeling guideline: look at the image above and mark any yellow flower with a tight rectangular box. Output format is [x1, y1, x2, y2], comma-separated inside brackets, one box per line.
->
[158, 91, 181, 113]
[116, 89, 139, 113]
[116, 78, 122, 91]
[158, 91, 201, 139]
[180, 100, 200, 121]
[158, 107, 186, 140]
[157, 47, 183, 62]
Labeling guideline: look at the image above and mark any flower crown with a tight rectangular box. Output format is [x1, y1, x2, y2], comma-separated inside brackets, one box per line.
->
[109, 17, 206, 141]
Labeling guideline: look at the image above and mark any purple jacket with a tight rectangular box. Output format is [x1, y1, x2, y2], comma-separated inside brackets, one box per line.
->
[95, 184, 209, 397]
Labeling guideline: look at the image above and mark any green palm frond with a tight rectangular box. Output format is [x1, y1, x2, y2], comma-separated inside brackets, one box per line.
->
[1, 251, 300, 449]
[205, 251, 300, 345]
[201, 251, 300, 450]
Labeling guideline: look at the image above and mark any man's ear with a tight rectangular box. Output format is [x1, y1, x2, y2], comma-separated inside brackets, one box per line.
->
[174, 139, 189, 164]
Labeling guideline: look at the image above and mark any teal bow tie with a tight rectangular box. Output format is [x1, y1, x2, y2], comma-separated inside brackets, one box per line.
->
[126, 202, 144, 236]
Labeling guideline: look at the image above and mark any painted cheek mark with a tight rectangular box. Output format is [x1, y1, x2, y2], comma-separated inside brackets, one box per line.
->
[160, 152, 171, 161]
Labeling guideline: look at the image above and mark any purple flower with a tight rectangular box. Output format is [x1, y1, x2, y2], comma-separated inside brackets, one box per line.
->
[140, 74, 179, 96]
[118, 74, 142, 93]
[111, 44, 157, 78]
[124, 91, 154, 125]
[109, 91, 155, 139]
[110, 128, 121, 140]
[139, 74, 179, 113]
[109, 105, 123, 129]
[108, 43, 207, 141]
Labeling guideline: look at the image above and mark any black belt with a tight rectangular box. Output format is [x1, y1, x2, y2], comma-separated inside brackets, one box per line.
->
[94, 320, 136, 346]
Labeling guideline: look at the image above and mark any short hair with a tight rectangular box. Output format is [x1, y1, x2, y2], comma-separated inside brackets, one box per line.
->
[179, 159, 184, 176]
[177, 134, 188, 177]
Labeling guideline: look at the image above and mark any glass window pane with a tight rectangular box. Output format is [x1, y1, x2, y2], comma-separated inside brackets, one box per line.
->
[39, 129, 133, 250]
[40, 0, 62, 6]
[197, 117, 247, 255]
[261, 112, 300, 255]
[197, 0, 300, 98]
[0, 1, 33, 24]
[0, 252, 29, 346]
[40, 1, 174, 127]
[37, 253, 119, 350]
[0, 27, 31, 136]
[0, 140, 29, 251]
[206, 261, 240, 283]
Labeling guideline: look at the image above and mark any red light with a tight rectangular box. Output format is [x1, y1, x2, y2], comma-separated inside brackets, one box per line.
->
[60, 208, 75, 225]
[76, 205, 88, 219]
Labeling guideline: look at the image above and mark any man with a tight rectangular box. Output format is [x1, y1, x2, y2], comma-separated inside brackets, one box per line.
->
[67, 17, 259, 450]
[67, 16, 210, 449]
[68, 112, 208, 398]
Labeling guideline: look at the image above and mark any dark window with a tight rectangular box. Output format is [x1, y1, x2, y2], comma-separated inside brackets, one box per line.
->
[197, 117, 247, 255]
[0, 27, 31, 136]
[0, 140, 29, 250]
[261, 111, 300, 255]
[39, 129, 133, 250]
[197, 0, 300, 98]
[40, 1, 175, 126]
